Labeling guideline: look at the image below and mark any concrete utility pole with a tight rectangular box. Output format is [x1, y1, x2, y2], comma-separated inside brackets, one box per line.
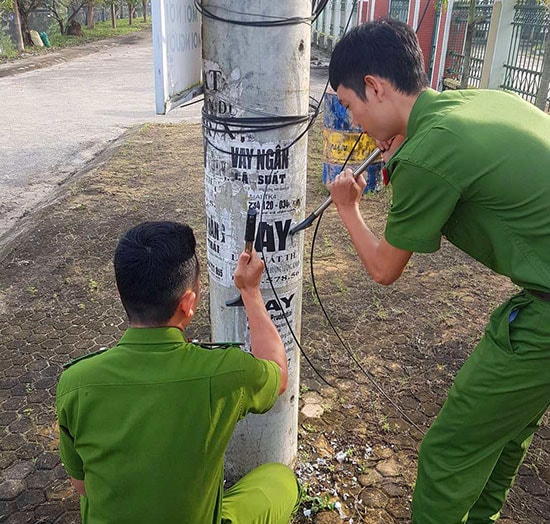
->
[202, 0, 310, 481]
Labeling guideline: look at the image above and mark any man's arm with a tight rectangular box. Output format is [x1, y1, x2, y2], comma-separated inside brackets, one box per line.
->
[70, 477, 87, 497]
[233, 251, 288, 394]
[328, 168, 412, 285]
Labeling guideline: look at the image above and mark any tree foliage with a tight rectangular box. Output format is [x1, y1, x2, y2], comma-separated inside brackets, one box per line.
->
[44, 0, 87, 34]
[14, 0, 42, 44]
[0, 0, 13, 12]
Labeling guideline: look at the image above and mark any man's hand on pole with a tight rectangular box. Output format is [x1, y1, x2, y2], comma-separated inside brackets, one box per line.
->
[233, 249, 288, 395]
[234, 250, 264, 293]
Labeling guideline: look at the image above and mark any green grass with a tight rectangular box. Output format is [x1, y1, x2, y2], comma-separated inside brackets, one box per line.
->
[47, 19, 151, 48]
[0, 18, 151, 61]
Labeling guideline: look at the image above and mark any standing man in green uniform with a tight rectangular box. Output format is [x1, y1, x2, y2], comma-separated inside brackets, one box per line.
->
[56, 221, 300, 523]
[326, 19, 550, 524]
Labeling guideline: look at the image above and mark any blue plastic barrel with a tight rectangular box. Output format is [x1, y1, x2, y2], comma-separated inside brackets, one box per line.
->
[322, 91, 382, 192]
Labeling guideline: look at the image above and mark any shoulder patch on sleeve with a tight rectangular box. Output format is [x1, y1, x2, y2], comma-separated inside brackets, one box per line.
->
[63, 347, 109, 369]
[193, 341, 244, 350]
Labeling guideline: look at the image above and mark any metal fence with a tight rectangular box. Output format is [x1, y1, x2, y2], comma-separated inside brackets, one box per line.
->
[389, 0, 411, 23]
[311, 0, 358, 51]
[444, 0, 495, 88]
[501, 0, 550, 111]
[310, 0, 549, 111]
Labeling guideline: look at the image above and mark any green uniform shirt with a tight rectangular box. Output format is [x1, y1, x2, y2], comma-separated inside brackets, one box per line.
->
[385, 88, 550, 290]
[56, 327, 280, 524]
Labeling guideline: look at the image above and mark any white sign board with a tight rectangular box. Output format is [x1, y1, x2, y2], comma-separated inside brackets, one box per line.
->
[151, 0, 203, 114]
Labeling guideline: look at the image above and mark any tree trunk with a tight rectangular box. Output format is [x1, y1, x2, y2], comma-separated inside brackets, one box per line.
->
[111, 3, 117, 28]
[87, 3, 95, 28]
[67, 7, 82, 26]
[534, 31, 550, 111]
[18, 4, 33, 46]
[13, 0, 25, 51]
[460, 0, 476, 89]
[128, 2, 133, 25]
[142, 0, 146, 22]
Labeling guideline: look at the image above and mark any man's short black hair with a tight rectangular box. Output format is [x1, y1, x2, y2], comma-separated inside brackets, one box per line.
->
[114, 221, 199, 326]
[329, 18, 428, 99]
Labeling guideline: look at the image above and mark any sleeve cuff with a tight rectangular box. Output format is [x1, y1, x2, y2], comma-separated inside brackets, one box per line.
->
[62, 463, 84, 480]
[385, 230, 441, 253]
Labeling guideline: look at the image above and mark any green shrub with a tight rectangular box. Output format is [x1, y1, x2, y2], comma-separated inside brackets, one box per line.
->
[0, 31, 16, 59]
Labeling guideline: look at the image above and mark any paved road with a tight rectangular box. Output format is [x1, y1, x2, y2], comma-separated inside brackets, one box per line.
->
[0, 31, 197, 244]
[0, 31, 328, 248]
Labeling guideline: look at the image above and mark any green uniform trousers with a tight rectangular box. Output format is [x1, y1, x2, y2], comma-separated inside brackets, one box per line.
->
[412, 291, 550, 524]
[221, 462, 300, 524]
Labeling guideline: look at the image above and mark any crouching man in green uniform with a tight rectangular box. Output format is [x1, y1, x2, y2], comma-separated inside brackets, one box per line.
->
[326, 19, 550, 524]
[56, 221, 300, 523]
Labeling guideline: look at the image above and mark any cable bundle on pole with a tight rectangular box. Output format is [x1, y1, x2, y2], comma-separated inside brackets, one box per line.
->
[195, 1, 313, 27]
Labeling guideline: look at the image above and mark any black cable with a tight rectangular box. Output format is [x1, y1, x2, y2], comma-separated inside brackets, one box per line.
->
[202, 103, 320, 158]
[256, 177, 334, 388]
[198, 0, 425, 427]
[178, 95, 205, 109]
[195, 0, 333, 157]
[202, 110, 310, 136]
[201, 54, 329, 157]
[262, 251, 334, 389]
[305, 2, 431, 433]
[194, 1, 313, 28]
[302, 124, 428, 433]
[309, 95, 321, 109]
[415, 0, 434, 33]
[309, 215, 425, 434]
[312, 0, 331, 22]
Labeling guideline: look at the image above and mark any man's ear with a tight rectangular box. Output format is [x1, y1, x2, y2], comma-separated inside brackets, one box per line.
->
[364, 75, 385, 102]
[179, 289, 197, 319]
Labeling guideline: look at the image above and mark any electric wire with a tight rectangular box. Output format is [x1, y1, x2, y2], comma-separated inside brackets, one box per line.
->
[202, 103, 321, 158]
[202, 111, 310, 135]
[200, 0, 430, 430]
[415, 0, 434, 33]
[194, 1, 313, 27]
[302, 4, 434, 433]
[178, 95, 205, 109]
[203, 50, 332, 157]
[312, 0, 331, 22]
[200, 89, 319, 158]
[228, 0, 361, 388]
[309, 214, 426, 435]
[256, 177, 334, 388]
[196, 0, 330, 158]
[251, 107, 361, 389]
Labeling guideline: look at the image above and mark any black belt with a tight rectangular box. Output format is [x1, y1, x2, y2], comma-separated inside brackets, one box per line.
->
[526, 289, 550, 302]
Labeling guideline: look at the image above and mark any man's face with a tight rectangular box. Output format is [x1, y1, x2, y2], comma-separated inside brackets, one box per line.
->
[336, 82, 394, 142]
[337, 84, 369, 130]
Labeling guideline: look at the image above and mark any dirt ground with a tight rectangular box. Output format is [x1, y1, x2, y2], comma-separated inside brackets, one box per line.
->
[0, 118, 548, 523]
